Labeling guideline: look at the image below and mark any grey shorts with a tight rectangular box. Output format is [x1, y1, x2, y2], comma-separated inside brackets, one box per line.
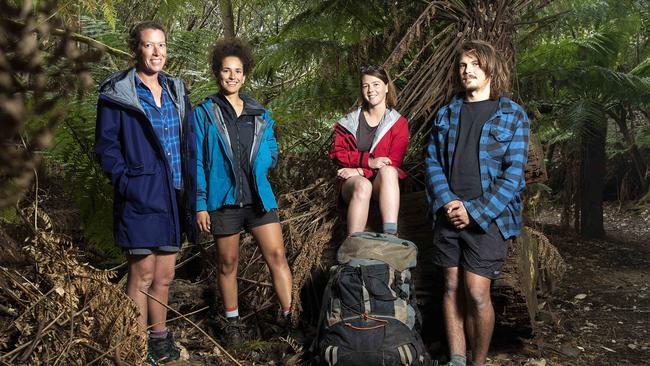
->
[432, 215, 509, 279]
[209, 205, 279, 236]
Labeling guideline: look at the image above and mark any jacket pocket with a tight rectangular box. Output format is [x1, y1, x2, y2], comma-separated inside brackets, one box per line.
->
[126, 164, 158, 176]
[489, 124, 514, 142]
[487, 124, 514, 161]
[123, 163, 168, 214]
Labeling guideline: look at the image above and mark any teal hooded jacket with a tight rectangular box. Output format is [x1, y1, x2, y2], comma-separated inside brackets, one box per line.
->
[194, 94, 278, 212]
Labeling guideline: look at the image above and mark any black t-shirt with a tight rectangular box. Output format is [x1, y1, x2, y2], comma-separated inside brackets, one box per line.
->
[450, 99, 498, 200]
[212, 93, 256, 206]
[356, 112, 379, 152]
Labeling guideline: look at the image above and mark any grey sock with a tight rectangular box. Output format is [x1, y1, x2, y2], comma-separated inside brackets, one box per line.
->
[450, 354, 466, 366]
[383, 222, 397, 234]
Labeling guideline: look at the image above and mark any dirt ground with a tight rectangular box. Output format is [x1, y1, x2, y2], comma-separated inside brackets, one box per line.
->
[3, 181, 648, 365]
[163, 203, 649, 365]
[485, 203, 650, 366]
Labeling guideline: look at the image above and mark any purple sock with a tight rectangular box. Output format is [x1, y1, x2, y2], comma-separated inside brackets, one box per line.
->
[149, 328, 169, 339]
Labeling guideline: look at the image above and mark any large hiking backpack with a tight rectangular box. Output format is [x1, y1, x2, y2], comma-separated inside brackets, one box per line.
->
[311, 232, 431, 366]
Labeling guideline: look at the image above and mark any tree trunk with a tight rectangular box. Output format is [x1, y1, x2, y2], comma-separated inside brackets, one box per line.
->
[612, 105, 648, 195]
[578, 120, 607, 238]
[524, 132, 548, 184]
[219, 0, 235, 39]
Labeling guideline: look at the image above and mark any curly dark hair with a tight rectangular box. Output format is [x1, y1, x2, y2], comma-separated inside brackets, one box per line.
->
[210, 38, 254, 77]
[127, 21, 166, 54]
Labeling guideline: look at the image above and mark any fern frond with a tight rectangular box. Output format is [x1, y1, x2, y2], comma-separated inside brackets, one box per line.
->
[100, 0, 118, 31]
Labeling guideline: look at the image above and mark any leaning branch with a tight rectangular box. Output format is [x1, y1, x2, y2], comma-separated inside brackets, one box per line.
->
[7, 19, 132, 59]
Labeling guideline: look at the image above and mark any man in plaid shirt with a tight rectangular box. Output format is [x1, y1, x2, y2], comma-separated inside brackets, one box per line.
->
[425, 40, 530, 366]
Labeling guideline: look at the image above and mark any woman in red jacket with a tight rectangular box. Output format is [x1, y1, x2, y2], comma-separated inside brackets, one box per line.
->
[330, 66, 409, 235]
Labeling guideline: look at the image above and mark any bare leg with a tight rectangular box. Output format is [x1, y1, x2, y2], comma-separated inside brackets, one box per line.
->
[443, 267, 466, 358]
[250, 222, 293, 310]
[372, 166, 400, 226]
[341, 176, 372, 234]
[214, 233, 241, 312]
[126, 255, 156, 332]
[147, 252, 177, 331]
[464, 271, 494, 365]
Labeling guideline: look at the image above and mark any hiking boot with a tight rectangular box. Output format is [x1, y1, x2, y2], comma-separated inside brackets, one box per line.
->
[223, 316, 245, 347]
[147, 332, 180, 365]
[277, 312, 293, 338]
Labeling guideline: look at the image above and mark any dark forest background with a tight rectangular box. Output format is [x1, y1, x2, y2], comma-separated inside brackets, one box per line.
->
[1, 0, 649, 365]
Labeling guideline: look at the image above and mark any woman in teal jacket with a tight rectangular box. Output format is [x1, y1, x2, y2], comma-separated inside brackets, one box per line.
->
[195, 38, 292, 346]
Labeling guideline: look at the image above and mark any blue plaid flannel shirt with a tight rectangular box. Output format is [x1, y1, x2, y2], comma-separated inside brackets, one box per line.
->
[135, 74, 182, 189]
[425, 94, 530, 239]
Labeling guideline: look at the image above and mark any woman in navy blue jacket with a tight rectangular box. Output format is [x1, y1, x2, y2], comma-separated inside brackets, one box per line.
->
[194, 38, 292, 345]
[95, 21, 196, 364]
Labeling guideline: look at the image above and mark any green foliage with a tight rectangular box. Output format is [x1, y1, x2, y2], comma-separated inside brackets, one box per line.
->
[0, 207, 17, 224]
[99, 0, 118, 31]
[253, 0, 397, 156]
[518, 0, 650, 151]
[46, 96, 121, 260]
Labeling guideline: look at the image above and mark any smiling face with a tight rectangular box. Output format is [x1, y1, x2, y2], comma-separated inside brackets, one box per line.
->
[361, 74, 388, 109]
[459, 52, 490, 95]
[136, 28, 167, 76]
[218, 56, 246, 96]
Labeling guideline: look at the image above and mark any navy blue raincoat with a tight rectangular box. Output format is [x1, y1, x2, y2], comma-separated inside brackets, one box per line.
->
[95, 68, 197, 249]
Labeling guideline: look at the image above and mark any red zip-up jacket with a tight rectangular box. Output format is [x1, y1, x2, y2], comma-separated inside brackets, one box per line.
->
[330, 107, 409, 180]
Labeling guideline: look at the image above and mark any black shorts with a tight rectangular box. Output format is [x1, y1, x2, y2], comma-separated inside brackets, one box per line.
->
[123, 246, 179, 256]
[209, 205, 279, 235]
[432, 215, 508, 279]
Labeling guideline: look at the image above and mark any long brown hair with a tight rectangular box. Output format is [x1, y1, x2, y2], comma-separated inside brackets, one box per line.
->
[359, 65, 398, 109]
[453, 40, 510, 99]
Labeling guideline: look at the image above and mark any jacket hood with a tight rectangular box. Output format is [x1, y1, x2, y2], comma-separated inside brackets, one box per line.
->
[337, 107, 403, 153]
[98, 68, 187, 117]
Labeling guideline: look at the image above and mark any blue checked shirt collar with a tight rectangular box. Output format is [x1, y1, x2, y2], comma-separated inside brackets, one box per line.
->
[135, 73, 183, 189]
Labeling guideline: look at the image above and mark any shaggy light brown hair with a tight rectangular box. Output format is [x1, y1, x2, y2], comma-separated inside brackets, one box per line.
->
[453, 40, 510, 99]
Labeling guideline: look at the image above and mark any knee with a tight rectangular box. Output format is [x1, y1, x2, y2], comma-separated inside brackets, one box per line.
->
[466, 285, 491, 309]
[218, 255, 239, 276]
[154, 267, 175, 288]
[378, 165, 398, 180]
[131, 269, 155, 291]
[267, 247, 288, 269]
[352, 179, 372, 200]
[443, 272, 460, 295]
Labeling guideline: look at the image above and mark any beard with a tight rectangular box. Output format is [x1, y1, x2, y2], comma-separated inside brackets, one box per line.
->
[462, 77, 489, 93]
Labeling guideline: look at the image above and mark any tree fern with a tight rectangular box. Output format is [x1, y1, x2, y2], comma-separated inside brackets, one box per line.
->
[99, 0, 118, 31]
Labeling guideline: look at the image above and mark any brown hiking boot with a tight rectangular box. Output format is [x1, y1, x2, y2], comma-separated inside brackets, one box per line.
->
[223, 316, 245, 347]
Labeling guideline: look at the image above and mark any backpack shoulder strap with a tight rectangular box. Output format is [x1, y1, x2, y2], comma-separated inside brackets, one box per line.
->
[309, 266, 343, 354]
